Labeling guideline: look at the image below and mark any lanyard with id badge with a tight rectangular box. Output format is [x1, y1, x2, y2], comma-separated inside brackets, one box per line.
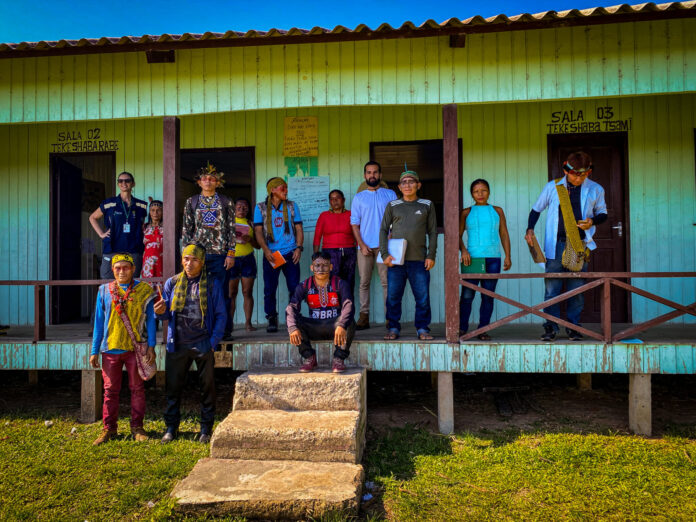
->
[121, 200, 132, 233]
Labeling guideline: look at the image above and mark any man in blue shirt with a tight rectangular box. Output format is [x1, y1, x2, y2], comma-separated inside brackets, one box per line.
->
[525, 151, 608, 342]
[154, 244, 227, 444]
[253, 177, 304, 333]
[89, 171, 148, 278]
[350, 161, 397, 330]
[90, 253, 157, 445]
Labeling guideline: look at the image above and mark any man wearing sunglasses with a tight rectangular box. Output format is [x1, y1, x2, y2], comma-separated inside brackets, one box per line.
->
[286, 251, 355, 373]
[89, 171, 148, 279]
[525, 151, 608, 341]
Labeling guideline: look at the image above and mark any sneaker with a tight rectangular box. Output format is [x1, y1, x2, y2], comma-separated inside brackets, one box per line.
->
[93, 428, 117, 446]
[566, 328, 584, 341]
[355, 312, 370, 331]
[266, 315, 278, 333]
[131, 427, 148, 442]
[299, 354, 317, 373]
[332, 357, 346, 373]
[540, 326, 556, 342]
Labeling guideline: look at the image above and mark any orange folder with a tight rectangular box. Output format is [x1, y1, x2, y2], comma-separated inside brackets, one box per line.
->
[270, 250, 286, 269]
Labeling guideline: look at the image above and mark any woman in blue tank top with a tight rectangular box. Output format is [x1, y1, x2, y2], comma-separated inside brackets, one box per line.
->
[459, 179, 511, 340]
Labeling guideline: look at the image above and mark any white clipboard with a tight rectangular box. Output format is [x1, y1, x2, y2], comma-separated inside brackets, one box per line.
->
[376, 238, 407, 265]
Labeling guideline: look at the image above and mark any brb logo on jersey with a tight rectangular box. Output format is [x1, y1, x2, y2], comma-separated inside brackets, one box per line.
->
[274, 216, 284, 227]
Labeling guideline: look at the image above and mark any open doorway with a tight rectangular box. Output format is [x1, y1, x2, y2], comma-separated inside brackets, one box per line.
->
[179, 147, 256, 240]
[50, 153, 116, 324]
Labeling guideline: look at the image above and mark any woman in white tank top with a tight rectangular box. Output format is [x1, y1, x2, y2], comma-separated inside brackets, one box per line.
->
[459, 179, 512, 340]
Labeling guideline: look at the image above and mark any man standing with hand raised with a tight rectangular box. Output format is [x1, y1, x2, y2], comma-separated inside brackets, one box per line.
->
[154, 244, 227, 444]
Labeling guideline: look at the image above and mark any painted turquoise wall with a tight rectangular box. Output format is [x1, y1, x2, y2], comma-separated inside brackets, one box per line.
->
[0, 94, 694, 326]
[1, 19, 696, 124]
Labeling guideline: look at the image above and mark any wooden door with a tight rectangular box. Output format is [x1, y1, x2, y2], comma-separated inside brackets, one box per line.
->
[547, 132, 630, 323]
[51, 157, 83, 323]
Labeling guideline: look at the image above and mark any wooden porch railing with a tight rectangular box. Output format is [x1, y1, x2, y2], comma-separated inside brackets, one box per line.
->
[0, 278, 165, 343]
[458, 272, 696, 343]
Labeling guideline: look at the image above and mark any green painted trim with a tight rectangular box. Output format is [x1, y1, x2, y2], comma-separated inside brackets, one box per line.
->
[2, 341, 694, 374]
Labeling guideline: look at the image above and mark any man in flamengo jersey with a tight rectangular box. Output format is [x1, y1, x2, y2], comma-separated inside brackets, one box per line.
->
[286, 251, 356, 373]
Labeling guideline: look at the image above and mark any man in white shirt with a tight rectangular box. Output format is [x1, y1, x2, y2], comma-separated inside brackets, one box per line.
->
[350, 161, 397, 330]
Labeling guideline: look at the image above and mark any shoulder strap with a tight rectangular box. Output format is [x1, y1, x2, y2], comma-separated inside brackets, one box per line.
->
[189, 195, 200, 213]
[555, 182, 584, 254]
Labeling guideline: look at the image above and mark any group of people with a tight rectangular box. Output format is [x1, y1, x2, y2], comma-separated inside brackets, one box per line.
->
[88, 150, 607, 445]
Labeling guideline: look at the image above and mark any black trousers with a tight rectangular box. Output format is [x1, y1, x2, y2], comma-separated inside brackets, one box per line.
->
[164, 346, 215, 434]
[296, 316, 356, 360]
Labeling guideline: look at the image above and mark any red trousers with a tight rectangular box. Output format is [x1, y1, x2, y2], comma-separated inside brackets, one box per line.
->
[101, 351, 146, 430]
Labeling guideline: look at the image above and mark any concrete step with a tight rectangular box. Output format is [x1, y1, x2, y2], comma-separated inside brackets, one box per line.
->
[233, 368, 366, 412]
[172, 458, 364, 519]
[210, 409, 365, 463]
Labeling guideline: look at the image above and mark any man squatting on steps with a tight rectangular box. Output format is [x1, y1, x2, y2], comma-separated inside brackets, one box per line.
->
[286, 251, 356, 374]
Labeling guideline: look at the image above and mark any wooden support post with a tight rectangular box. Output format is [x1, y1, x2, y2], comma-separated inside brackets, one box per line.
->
[442, 104, 460, 344]
[28, 370, 39, 386]
[163, 116, 181, 280]
[437, 372, 454, 434]
[33, 284, 46, 343]
[576, 373, 592, 390]
[628, 373, 651, 436]
[602, 278, 611, 343]
[156, 371, 166, 390]
[81, 370, 103, 423]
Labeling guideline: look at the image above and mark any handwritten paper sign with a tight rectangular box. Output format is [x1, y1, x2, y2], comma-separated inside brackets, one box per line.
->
[288, 175, 330, 230]
[283, 116, 318, 157]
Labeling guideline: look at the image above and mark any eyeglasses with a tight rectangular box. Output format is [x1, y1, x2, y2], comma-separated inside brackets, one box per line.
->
[399, 179, 417, 186]
[117, 178, 133, 184]
[199, 175, 218, 182]
[312, 263, 331, 273]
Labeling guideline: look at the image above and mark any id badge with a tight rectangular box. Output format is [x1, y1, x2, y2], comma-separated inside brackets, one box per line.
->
[123, 223, 131, 233]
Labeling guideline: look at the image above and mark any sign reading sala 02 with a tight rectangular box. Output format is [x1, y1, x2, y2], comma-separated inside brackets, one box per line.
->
[546, 107, 632, 134]
[50, 128, 119, 153]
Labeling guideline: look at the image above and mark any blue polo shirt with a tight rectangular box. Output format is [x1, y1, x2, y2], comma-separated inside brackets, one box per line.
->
[99, 196, 148, 255]
[253, 201, 302, 255]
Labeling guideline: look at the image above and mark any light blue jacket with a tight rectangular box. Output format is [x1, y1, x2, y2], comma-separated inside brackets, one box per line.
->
[532, 177, 607, 260]
[91, 281, 157, 356]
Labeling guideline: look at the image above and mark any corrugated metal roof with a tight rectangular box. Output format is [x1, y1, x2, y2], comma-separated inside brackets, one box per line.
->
[1, 1, 695, 56]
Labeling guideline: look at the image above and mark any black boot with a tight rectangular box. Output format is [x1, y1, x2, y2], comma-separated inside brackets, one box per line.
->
[266, 315, 278, 333]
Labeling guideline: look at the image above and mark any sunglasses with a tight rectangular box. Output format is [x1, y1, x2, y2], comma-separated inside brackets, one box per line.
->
[563, 163, 592, 176]
[312, 263, 331, 272]
[117, 178, 133, 184]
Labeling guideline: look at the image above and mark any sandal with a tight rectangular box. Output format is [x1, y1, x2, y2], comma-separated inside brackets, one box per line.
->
[417, 332, 434, 340]
[384, 330, 400, 341]
[477, 333, 492, 341]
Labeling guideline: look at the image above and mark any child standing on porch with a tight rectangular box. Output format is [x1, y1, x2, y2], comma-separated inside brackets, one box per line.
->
[459, 179, 512, 340]
[181, 163, 236, 341]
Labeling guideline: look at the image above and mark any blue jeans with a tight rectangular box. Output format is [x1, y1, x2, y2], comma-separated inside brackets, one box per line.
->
[460, 257, 501, 332]
[385, 260, 431, 332]
[206, 254, 231, 332]
[262, 252, 301, 318]
[544, 241, 588, 331]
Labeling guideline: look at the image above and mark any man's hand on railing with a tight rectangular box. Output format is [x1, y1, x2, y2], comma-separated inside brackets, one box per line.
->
[89, 355, 100, 369]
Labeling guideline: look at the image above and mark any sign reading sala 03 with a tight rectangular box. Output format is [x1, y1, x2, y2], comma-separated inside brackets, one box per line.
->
[546, 107, 632, 134]
[50, 128, 119, 153]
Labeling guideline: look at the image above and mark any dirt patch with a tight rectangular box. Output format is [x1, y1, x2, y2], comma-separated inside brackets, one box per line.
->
[1, 370, 695, 438]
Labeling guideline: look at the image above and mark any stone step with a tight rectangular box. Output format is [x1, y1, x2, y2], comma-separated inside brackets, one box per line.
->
[210, 409, 365, 463]
[233, 368, 365, 412]
[172, 458, 364, 519]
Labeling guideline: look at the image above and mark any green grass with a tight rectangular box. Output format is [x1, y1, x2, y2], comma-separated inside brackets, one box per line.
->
[0, 414, 214, 521]
[2, 413, 696, 521]
[366, 426, 696, 521]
